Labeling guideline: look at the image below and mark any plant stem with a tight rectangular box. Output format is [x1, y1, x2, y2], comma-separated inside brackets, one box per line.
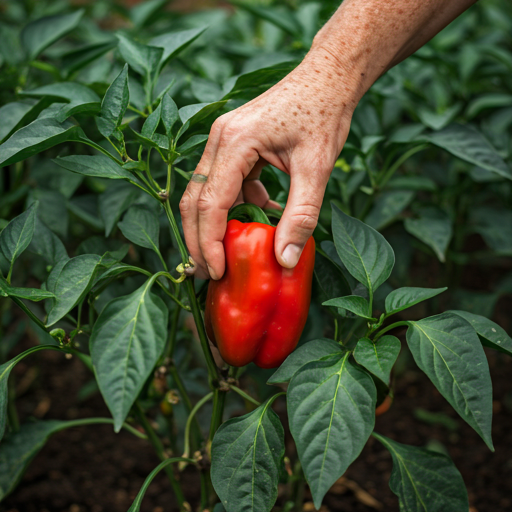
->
[10, 296, 48, 332]
[208, 389, 227, 442]
[373, 321, 410, 341]
[134, 402, 188, 510]
[334, 318, 339, 342]
[230, 385, 260, 406]
[183, 392, 214, 460]
[57, 417, 148, 439]
[127, 105, 147, 118]
[378, 144, 428, 188]
[162, 200, 219, 387]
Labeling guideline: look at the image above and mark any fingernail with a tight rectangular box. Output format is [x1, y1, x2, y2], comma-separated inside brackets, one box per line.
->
[281, 244, 303, 268]
[207, 264, 219, 280]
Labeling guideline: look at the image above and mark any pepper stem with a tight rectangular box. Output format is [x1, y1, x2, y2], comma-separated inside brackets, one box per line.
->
[228, 203, 273, 225]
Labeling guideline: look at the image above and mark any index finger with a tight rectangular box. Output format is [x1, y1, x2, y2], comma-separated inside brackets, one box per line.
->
[197, 143, 261, 279]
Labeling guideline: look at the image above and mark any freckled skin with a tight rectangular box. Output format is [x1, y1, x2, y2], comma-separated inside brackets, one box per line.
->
[180, 0, 479, 281]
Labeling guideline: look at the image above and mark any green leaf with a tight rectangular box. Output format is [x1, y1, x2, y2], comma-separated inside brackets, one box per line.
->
[76, 237, 129, 262]
[417, 103, 461, 130]
[385, 287, 447, 316]
[230, 1, 300, 36]
[288, 352, 376, 508]
[223, 61, 298, 100]
[387, 176, 437, 192]
[373, 433, 469, 512]
[99, 183, 139, 237]
[423, 123, 512, 181]
[61, 40, 117, 77]
[0, 202, 38, 277]
[353, 336, 400, 384]
[28, 218, 67, 266]
[323, 295, 376, 321]
[0, 346, 60, 442]
[130, 0, 168, 28]
[46, 254, 101, 326]
[466, 93, 512, 119]
[365, 190, 415, 231]
[141, 101, 162, 138]
[332, 204, 394, 294]
[21, 9, 84, 60]
[313, 250, 352, 315]
[96, 64, 129, 138]
[0, 118, 83, 169]
[178, 100, 227, 135]
[150, 26, 207, 68]
[54, 155, 135, 181]
[90, 278, 168, 431]
[177, 134, 208, 156]
[117, 34, 163, 86]
[0, 99, 52, 143]
[404, 207, 452, 262]
[268, 339, 343, 384]
[406, 312, 493, 450]
[0, 276, 55, 302]
[469, 207, 512, 255]
[118, 205, 160, 252]
[161, 92, 179, 136]
[451, 310, 512, 357]
[20, 82, 100, 104]
[27, 189, 68, 238]
[0, 420, 66, 499]
[211, 397, 285, 512]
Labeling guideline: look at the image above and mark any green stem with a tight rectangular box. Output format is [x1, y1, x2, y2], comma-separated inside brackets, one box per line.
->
[334, 318, 339, 342]
[378, 144, 428, 188]
[166, 162, 172, 194]
[77, 137, 124, 165]
[373, 321, 410, 341]
[146, 149, 160, 190]
[10, 296, 49, 332]
[230, 385, 260, 406]
[54, 417, 148, 439]
[163, 199, 219, 386]
[130, 456, 196, 511]
[183, 392, 214, 460]
[134, 402, 188, 510]
[127, 105, 147, 118]
[208, 389, 227, 442]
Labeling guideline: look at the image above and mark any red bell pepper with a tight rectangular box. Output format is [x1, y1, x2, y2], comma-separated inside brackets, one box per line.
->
[205, 218, 315, 369]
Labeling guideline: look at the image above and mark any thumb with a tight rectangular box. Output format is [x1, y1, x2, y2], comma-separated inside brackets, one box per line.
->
[274, 167, 328, 268]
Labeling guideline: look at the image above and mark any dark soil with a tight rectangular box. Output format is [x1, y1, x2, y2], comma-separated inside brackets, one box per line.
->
[1, 294, 511, 512]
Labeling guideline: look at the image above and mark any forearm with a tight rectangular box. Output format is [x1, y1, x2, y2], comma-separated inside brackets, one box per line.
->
[309, 0, 478, 102]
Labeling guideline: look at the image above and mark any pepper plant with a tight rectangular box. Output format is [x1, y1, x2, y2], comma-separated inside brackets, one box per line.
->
[0, 1, 511, 512]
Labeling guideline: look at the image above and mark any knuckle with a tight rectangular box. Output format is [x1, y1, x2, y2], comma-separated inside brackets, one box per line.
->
[179, 192, 191, 214]
[290, 203, 320, 232]
[197, 189, 214, 214]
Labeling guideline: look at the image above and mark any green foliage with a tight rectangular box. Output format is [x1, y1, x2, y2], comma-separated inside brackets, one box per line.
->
[0, 1, 510, 511]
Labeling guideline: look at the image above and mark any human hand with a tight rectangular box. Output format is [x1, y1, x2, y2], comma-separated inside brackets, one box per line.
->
[179, 48, 360, 280]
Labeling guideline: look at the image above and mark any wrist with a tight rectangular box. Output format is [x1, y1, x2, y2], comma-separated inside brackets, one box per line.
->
[301, 43, 366, 114]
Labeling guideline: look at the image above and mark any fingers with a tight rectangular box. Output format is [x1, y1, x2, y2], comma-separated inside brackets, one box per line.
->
[197, 140, 260, 280]
[179, 120, 222, 279]
[274, 160, 329, 269]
